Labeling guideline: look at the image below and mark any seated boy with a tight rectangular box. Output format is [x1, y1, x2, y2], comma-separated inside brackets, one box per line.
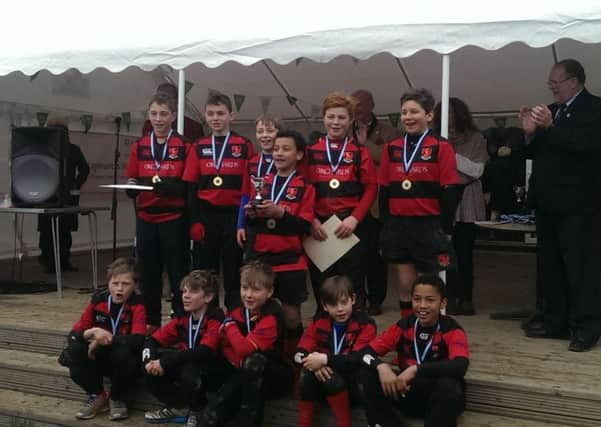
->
[200, 260, 292, 427]
[357, 274, 470, 427]
[143, 270, 225, 426]
[59, 257, 146, 421]
[294, 275, 376, 427]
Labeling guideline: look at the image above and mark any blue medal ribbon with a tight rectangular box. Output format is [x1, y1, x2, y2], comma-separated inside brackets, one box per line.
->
[412, 318, 440, 365]
[270, 171, 297, 204]
[107, 295, 126, 335]
[403, 129, 428, 175]
[211, 132, 231, 173]
[245, 308, 253, 334]
[150, 130, 173, 172]
[188, 313, 204, 350]
[257, 152, 274, 177]
[332, 323, 346, 355]
[325, 136, 349, 174]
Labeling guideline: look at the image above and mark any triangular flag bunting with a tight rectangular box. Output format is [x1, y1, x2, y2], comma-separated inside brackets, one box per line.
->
[388, 113, 400, 128]
[234, 94, 246, 112]
[260, 96, 272, 113]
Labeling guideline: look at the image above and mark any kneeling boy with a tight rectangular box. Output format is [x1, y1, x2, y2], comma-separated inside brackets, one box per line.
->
[143, 270, 225, 426]
[200, 260, 292, 427]
[60, 257, 146, 421]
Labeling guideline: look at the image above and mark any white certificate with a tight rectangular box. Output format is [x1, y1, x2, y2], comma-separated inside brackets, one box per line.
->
[98, 184, 154, 190]
[303, 215, 360, 272]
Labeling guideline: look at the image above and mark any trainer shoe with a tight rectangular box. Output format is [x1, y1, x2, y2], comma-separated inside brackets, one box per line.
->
[75, 392, 109, 419]
[109, 398, 129, 421]
[145, 407, 188, 424]
[186, 411, 202, 427]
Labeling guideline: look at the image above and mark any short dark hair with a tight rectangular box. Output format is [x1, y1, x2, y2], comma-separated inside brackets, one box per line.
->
[148, 93, 177, 113]
[400, 88, 436, 114]
[106, 257, 139, 284]
[411, 274, 446, 298]
[179, 270, 218, 297]
[240, 260, 275, 291]
[433, 97, 478, 135]
[556, 59, 586, 84]
[206, 93, 233, 112]
[275, 129, 307, 152]
[320, 275, 354, 306]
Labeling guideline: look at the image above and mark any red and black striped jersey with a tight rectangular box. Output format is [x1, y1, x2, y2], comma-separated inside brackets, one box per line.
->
[71, 289, 146, 337]
[183, 132, 255, 208]
[150, 307, 224, 352]
[305, 136, 377, 221]
[297, 311, 376, 356]
[126, 133, 190, 223]
[367, 314, 469, 371]
[378, 134, 458, 216]
[248, 173, 315, 272]
[221, 299, 285, 367]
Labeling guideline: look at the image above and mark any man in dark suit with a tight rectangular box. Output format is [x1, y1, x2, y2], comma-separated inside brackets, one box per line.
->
[520, 59, 601, 352]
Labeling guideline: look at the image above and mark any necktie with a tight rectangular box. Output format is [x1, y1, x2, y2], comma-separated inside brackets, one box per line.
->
[553, 103, 567, 124]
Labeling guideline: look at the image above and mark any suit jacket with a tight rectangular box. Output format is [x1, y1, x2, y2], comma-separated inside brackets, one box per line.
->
[527, 88, 601, 214]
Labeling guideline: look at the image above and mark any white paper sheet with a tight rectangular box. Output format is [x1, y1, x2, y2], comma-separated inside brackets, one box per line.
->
[303, 215, 360, 272]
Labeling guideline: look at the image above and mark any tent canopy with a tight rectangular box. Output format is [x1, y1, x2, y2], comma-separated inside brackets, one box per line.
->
[0, 1, 599, 121]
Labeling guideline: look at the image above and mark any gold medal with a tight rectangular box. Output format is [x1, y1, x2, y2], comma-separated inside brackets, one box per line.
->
[213, 176, 223, 187]
[152, 175, 162, 184]
[266, 218, 277, 229]
[401, 179, 412, 191]
[329, 178, 340, 189]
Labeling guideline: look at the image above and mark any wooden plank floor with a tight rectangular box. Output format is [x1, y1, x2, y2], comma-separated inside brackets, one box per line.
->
[1, 248, 600, 406]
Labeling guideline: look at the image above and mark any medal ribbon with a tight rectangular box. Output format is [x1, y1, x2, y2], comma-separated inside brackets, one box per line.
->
[257, 152, 274, 177]
[107, 295, 126, 335]
[403, 129, 429, 175]
[150, 130, 173, 172]
[332, 324, 346, 355]
[211, 132, 232, 173]
[245, 308, 253, 334]
[188, 313, 205, 350]
[325, 136, 349, 174]
[270, 171, 297, 204]
[413, 318, 440, 365]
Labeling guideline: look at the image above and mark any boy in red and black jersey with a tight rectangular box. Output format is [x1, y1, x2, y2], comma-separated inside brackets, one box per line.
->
[143, 271, 225, 426]
[125, 93, 191, 331]
[357, 275, 469, 427]
[60, 258, 146, 421]
[183, 93, 255, 310]
[200, 261, 291, 427]
[244, 129, 315, 364]
[294, 276, 376, 427]
[378, 88, 461, 318]
[306, 92, 377, 310]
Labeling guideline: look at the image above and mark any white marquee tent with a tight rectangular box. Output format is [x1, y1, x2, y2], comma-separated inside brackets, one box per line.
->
[0, 0, 600, 256]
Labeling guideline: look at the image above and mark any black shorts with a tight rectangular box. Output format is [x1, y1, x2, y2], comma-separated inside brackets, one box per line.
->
[274, 269, 308, 306]
[380, 216, 449, 273]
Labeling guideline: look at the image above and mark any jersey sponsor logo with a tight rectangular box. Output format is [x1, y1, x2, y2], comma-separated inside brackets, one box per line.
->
[202, 148, 213, 156]
[330, 143, 339, 149]
[419, 332, 431, 340]
[142, 348, 150, 362]
[362, 353, 376, 366]
[231, 145, 242, 158]
[421, 147, 433, 160]
[285, 187, 298, 200]
[343, 151, 354, 163]
[95, 314, 108, 323]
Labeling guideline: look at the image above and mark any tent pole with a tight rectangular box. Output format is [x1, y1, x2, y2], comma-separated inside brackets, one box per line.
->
[261, 60, 310, 124]
[440, 55, 450, 139]
[177, 70, 185, 134]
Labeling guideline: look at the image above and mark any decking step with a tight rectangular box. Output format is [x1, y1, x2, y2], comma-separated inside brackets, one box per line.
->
[0, 389, 571, 427]
[2, 327, 601, 426]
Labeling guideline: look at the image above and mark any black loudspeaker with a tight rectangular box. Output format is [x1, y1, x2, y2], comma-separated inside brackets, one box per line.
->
[11, 126, 69, 207]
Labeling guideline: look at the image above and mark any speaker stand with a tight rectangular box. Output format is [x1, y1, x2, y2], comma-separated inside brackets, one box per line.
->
[111, 117, 122, 260]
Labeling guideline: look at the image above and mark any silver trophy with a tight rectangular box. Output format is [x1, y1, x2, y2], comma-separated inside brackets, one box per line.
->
[250, 175, 265, 207]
